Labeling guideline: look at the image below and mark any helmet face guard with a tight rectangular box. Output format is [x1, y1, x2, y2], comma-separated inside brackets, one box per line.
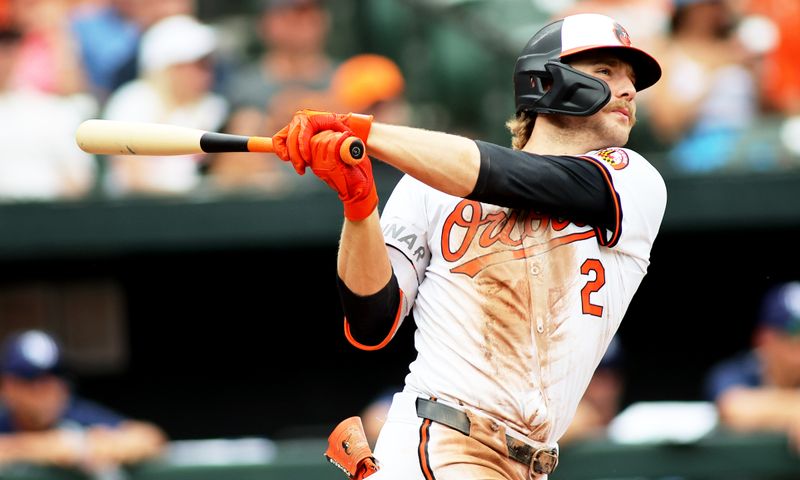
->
[513, 13, 662, 117]
[515, 59, 611, 116]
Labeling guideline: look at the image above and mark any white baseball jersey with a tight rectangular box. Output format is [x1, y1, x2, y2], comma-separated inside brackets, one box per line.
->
[370, 146, 666, 479]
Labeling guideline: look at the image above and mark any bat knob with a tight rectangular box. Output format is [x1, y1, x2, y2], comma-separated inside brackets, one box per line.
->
[340, 136, 366, 166]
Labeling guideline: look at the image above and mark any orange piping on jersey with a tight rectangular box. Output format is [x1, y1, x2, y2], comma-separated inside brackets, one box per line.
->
[451, 230, 597, 277]
[418, 418, 437, 480]
[579, 155, 622, 247]
[343, 289, 405, 351]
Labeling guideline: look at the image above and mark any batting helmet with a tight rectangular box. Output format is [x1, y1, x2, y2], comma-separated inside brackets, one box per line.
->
[514, 13, 662, 116]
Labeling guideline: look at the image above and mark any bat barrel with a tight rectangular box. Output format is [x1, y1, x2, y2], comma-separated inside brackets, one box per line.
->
[76, 120, 206, 156]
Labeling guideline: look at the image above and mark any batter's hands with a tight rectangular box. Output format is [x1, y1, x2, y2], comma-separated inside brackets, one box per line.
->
[272, 109, 373, 175]
[308, 130, 378, 221]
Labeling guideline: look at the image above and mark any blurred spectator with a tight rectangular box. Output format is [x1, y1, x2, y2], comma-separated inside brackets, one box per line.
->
[0, 26, 97, 201]
[737, 0, 800, 117]
[101, 14, 228, 197]
[0, 329, 167, 472]
[8, 0, 89, 96]
[644, 0, 760, 174]
[559, 335, 626, 445]
[733, 1, 800, 164]
[208, 0, 337, 194]
[70, 0, 144, 104]
[0, 0, 10, 28]
[703, 281, 800, 451]
[224, 0, 337, 132]
[329, 53, 411, 125]
[106, 0, 198, 95]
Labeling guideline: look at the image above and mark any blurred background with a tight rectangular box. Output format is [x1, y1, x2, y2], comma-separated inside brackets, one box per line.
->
[0, 0, 798, 478]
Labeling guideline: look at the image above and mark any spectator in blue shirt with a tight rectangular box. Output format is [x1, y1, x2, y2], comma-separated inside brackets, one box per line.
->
[704, 281, 800, 451]
[0, 329, 166, 471]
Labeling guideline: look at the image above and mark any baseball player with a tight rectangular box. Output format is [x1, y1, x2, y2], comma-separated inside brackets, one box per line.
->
[273, 12, 666, 480]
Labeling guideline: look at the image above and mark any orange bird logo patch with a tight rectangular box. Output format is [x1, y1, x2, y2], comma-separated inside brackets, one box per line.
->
[596, 148, 629, 170]
[613, 23, 632, 46]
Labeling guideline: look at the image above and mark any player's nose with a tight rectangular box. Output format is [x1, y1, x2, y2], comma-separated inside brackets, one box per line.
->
[615, 76, 636, 101]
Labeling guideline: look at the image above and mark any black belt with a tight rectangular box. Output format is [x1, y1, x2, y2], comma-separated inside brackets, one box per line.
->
[416, 397, 558, 475]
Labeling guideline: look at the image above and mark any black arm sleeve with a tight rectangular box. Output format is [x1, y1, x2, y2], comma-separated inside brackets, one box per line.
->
[467, 140, 616, 229]
[337, 272, 401, 346]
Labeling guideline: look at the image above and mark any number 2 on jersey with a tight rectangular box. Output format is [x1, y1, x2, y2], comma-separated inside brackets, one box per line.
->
[580, 258, 605, 317]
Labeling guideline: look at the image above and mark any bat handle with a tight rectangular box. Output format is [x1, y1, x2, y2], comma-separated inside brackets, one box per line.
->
[246, 136, 274, 153]
[248, 132, 366, 165]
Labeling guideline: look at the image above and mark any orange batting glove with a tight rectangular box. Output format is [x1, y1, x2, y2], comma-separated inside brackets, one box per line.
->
[308, 130, 378, 221]
[272, 109, 373, 175]
[325, 416, 379, 480]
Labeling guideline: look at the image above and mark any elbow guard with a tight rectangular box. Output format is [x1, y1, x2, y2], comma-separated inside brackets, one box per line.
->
[337, 272, 402, 347]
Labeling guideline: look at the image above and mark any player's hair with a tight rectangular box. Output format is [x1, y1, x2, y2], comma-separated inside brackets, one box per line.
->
[506, 111, 535, 150]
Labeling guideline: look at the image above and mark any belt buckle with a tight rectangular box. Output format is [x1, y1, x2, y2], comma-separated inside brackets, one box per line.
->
[530, 447, 558, 476]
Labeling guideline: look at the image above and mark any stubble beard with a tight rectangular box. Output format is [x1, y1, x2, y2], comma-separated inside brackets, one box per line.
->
[549, 108, 634, 150]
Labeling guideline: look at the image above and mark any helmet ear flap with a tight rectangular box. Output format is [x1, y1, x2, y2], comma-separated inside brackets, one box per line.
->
[536, 61, 611, 116]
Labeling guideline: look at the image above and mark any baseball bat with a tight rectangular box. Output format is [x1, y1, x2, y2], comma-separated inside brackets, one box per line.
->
[75, 119, 366, 165]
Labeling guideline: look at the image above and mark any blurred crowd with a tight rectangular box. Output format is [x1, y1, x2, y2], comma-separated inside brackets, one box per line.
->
[0, 0, 412, 202]
[0, 0, 795, 203]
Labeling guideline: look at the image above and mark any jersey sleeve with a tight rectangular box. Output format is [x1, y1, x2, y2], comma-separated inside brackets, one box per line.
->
[469, 140, 617, 230]
[380, 174, 433, 318]
[583, 147, 667, 263]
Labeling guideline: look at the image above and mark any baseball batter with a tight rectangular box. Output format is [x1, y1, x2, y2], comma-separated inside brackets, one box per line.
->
[273, 13, 666, 480]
